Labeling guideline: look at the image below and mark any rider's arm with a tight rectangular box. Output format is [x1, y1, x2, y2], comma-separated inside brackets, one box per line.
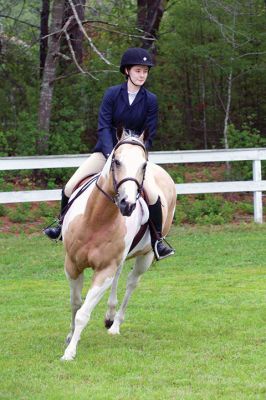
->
[145, 93, 158, 150]
[98, 88, 114, 158]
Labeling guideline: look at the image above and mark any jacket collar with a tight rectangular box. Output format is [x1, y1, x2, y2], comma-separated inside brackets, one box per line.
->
[121, 81, 145, 107]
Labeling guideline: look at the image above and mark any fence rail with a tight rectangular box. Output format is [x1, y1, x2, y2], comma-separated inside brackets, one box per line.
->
[1, 148, 265, 223]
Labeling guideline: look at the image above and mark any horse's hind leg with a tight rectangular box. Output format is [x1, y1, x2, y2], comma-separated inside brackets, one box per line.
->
[65, 270, 84, 345]
[104, 264, 123, 328]
[61, 268, 115, 361]
[108, 251, 154, 336]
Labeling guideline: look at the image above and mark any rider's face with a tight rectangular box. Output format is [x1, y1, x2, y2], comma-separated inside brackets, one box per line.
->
[126, 65, 149, 86]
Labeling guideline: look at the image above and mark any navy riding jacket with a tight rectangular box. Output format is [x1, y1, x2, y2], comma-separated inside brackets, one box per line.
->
[94, 82, 158, 158]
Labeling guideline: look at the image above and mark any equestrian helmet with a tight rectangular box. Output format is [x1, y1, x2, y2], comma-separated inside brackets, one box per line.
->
[120, 47, 154, 74]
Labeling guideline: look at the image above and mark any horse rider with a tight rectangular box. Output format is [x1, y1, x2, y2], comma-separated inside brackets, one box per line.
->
[44, 47, 175, 260]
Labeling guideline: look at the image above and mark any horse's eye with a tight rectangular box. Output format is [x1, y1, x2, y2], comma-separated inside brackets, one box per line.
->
[115, 159, 121, 167]
[143, 162, 147, 171]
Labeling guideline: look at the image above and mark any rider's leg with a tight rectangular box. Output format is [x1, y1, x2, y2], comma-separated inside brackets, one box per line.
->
[43, 189, 69, 240]
[144, 163, 175, 260]
[64, 152, 106, 198]
[148, 197, 174, 260]
[44, 152, 106, 240]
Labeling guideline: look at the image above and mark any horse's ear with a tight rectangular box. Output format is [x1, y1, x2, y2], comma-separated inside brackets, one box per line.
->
[116, 124, 124, 141]
[139, 128, 149, 143]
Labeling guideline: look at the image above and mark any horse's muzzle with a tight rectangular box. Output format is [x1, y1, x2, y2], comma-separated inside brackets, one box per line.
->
[119, 199, 136, 217]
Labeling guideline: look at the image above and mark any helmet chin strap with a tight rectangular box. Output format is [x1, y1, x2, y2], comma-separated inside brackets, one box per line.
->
[127, 73, 142, 88]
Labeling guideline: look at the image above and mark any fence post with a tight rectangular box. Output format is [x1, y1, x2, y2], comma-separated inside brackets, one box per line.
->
[253, 160, 263, 223]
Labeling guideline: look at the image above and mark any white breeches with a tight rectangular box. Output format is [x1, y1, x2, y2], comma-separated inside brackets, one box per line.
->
[64, 152, 158, 205]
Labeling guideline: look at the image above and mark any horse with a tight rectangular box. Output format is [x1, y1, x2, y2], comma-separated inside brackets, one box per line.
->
[60, 130, 176, 361]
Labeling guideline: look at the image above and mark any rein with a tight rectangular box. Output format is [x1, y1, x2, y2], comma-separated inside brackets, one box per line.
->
[96, 138, 147, 206]
[60, 174, 100, 223]
[95, 179, 116, 204]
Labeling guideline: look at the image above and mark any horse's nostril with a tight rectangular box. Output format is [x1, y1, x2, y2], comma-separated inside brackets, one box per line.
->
[119, 199, 136, 216]
[130, 203, 136, 213]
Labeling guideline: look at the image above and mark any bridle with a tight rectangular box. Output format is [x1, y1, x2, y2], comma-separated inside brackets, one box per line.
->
[96, 138, 148, 206]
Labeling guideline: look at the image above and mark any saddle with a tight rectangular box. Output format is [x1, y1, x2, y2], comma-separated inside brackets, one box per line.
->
[62, 174, 149, 253]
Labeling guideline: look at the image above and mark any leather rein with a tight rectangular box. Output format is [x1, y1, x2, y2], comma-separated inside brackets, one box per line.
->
[96, 139, 148, 206]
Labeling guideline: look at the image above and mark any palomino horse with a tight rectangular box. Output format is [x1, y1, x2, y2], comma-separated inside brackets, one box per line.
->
[61, 131, 176, 361]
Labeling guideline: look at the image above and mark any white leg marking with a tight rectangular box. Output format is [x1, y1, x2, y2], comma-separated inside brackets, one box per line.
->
[105, 264, 123, 325]
[61, 276, 113, 361]
[108, 252, 153, 336]
[66, 272, 84, 344]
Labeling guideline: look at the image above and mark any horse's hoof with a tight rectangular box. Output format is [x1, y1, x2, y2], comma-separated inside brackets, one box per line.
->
[108, 325, 120, 335]
[104, 318, 114, 329]
[61, 350, 76, 361]
[61, 355, 74, 361]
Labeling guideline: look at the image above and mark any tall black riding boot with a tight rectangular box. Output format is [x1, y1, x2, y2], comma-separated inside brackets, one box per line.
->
[43, 189, 69, 240]
[148, 197, 175, 261]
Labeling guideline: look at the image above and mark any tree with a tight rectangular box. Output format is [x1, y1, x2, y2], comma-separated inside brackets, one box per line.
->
[137, 0, 168, 54]
[40, 0, 50, 79]
[202, 0, 266, 149]
[37, 0, 113, 154]
[61, 0, 86, 65]
[37, 0, 65, 154]
[1, 0, 266, 157]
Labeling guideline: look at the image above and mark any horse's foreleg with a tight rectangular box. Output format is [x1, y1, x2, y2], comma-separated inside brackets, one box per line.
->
[108, 251, 154, 336]
[104, 264, 123, 328]
[65, 271, 84, 345]
[61, 268, 114, 361]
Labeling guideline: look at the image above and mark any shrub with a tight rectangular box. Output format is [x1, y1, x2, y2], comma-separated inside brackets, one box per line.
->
[7, 203, 32, 223]
[175, 194, 235, 225]
[224, 121, 266, 180]
[236, 201, 254, 215]
[38, 202, 59, 218]
[168, 167, 185, 184]
[1, 112, 39, 156]
[0, 204, 7, 217]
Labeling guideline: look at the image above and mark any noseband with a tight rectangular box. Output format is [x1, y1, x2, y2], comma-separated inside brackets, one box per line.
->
[96, 139, 148, 205]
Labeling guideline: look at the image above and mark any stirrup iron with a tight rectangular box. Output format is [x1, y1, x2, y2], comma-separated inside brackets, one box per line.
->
[154, 237, 175, 261]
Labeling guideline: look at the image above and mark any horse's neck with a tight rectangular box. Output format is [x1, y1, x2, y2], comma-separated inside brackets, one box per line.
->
[84, 171, 119, 227]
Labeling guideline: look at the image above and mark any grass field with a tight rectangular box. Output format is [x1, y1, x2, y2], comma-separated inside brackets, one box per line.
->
[0, 224, 265, 400]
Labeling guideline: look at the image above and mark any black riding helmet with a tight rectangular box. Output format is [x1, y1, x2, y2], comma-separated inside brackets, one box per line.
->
[120, 47, 154, 74]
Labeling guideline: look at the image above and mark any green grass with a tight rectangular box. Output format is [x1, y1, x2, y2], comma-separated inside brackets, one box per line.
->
[0, 224, 265, 400]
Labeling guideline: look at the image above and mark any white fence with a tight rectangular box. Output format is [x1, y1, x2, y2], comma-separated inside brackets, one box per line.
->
[1, 148, 266, 223]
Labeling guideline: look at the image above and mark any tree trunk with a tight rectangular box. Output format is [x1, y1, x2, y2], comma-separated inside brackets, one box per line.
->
[199, 21, 208, 149]
[61, 0, 86, 65]
[223, 5, 237, 151]
[223, 68, 232, 150]
[37, 0, 65, 154]
[200, 65, 208, 149]
[185, 65, 194, 140]
[40, 0, 50, 79]
[137, 0, 168, 55]
[137, 0, 147, 33]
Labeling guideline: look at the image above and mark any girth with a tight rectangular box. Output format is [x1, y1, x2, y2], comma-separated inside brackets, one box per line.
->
[128, 189, 150, 253]
[129, 221, 148, 253]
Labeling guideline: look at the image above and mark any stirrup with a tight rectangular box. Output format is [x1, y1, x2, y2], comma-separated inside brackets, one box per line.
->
[154, 237, 175, 261]
[43, 219, 62, 242]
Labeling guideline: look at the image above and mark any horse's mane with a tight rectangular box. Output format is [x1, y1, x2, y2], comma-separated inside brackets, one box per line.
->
[116, 126, 148, 146]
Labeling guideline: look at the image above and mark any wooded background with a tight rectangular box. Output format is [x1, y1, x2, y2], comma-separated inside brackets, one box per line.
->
[1, 0, 266, 157]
